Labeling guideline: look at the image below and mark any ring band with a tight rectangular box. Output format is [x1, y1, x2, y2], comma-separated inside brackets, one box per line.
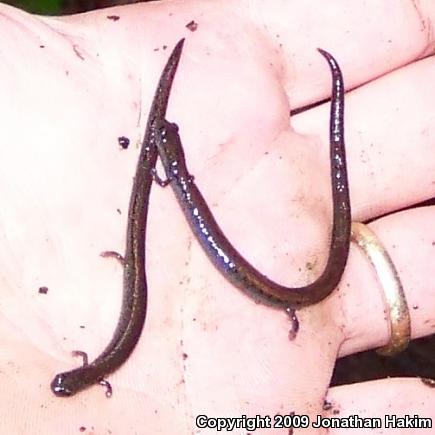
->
[351, 222, 411, 356]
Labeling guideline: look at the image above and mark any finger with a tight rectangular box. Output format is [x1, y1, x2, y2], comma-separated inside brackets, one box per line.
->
[258, 0, 435, 106]
[293, 54, 435, 221]
[336, 207, 435, 357]
[325, 378, 435, 435]
[72, 0, 435, 109]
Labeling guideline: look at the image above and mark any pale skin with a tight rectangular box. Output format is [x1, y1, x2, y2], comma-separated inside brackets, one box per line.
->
[0, 0, 434, 433]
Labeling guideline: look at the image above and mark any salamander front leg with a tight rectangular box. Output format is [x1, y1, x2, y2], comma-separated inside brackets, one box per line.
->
[70, 350, 113, 397]
[152, 168, 172, 187]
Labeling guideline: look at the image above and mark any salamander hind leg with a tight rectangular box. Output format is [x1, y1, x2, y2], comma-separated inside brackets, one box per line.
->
[286, 308, 300, 341]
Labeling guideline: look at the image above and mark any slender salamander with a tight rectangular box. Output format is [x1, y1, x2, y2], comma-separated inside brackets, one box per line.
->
[154, 48, 350, 309]
[51, 38, 185, 396]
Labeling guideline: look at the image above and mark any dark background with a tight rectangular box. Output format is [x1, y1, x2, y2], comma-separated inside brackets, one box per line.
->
[3, 0, 140, 15]
[3, 0, 435, 386]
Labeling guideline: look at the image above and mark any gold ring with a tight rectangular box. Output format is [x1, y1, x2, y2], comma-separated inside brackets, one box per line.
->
[351, 222, 411, 356]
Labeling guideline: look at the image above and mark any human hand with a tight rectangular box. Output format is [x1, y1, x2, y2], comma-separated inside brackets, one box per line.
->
[0, 1, 434, 434]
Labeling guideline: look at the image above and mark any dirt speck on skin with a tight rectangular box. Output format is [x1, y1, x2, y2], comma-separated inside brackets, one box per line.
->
[323, 400, 333, 411]
[118, 136, 130, 149]
[107, 15, 120, 21]
[38, 286, 48, 294]
[186, 20, 198, 31]
[305, 261, 315, 271]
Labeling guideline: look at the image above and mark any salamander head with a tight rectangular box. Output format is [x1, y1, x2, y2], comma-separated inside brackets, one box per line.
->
[50, 368, 95, 397]
[51, 372, 77, 397]
[155, 119, 186, 171]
